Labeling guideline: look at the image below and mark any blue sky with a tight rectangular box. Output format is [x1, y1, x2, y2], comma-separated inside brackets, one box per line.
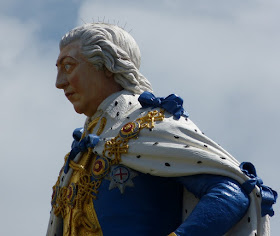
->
[0, 0, 279, 235]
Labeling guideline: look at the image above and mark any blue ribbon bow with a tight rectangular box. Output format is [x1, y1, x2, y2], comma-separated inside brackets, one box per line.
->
[138, 91, 189, 119]
[64, 128, 100, 174]
[240, 162, 278, 217]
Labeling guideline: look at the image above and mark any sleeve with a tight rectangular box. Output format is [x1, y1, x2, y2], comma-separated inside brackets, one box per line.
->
[172, 174, 250, 236]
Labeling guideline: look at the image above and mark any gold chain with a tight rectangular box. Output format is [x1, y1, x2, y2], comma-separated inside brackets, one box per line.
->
[50, 109, 165, 234]
[103, 109, 165, 164]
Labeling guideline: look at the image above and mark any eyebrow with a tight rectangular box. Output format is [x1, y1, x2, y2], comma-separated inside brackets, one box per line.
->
[56, 56, 77, 66]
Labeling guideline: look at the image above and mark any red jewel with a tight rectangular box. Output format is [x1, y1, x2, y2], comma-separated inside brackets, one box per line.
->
[67, 186, 73, 199]
[93, 160, 103, 172]
[122, 123, 134, 133]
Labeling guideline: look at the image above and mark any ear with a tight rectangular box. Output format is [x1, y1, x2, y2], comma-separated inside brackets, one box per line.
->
[104, 68, 113, 78]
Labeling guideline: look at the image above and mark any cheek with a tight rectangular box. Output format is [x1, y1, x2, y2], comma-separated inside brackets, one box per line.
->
[68, 74, 82, 91]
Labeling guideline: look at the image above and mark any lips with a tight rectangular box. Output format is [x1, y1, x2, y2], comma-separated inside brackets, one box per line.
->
[65, 91, 75, 100]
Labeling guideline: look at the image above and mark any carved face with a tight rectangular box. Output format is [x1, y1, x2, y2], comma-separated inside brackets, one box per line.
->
[56, 41, 122, 117]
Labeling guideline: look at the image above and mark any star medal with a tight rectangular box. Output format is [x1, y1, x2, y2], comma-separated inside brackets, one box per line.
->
[107, 165, 138, 194]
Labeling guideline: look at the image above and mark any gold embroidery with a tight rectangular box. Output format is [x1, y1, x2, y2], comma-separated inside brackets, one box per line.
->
[68, 172, 102, 235]
[137, 109, 164, 129]
[103, 137, 129, 165]
[56, 153, 103, 236]
[87, 117, 101, 134]
[51, 109, 165, 235]
[53, 185, 68, 217]
[51, 116, 106, 236]
[96, 117, 107, 136]
[103, 109, 165, 164]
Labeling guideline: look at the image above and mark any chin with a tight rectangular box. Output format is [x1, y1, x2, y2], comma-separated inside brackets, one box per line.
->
[72, 103, 96, 117]
[73, 104, 84, 115]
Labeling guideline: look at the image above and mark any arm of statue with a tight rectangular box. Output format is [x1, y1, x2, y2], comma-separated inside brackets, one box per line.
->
[170, 174, 250, 236]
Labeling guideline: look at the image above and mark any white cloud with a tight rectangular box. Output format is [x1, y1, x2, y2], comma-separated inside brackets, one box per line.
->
[0, 17, 39, 67]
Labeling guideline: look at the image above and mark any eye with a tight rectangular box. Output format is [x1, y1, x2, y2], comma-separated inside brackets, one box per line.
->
[62, 63, 76, 74]
[64, 64, 72, 71]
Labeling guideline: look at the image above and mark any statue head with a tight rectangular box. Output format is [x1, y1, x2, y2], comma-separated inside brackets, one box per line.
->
[59, 23, 153, 94]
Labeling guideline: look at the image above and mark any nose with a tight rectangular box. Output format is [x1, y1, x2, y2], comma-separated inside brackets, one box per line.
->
[56, 71, 68, 89]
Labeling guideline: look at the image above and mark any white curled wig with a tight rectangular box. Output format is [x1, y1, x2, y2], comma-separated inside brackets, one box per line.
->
[59, 23, 153, 94]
